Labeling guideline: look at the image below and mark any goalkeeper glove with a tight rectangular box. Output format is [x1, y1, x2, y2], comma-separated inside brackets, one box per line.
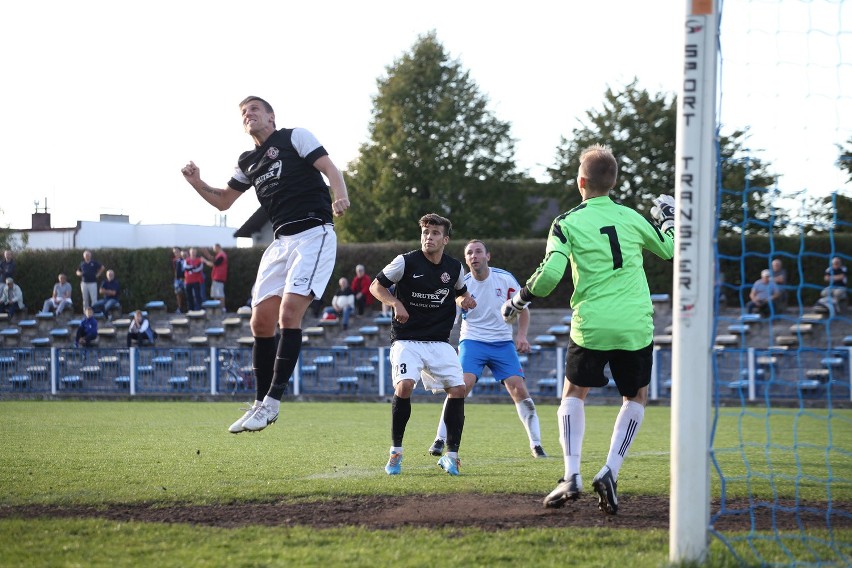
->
[501, 293, 530, 324]
[650, 194, 675, 234]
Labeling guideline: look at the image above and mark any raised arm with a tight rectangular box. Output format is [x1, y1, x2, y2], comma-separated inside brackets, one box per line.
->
[312, 155, 350, 217]
[181, 161, 243, 211]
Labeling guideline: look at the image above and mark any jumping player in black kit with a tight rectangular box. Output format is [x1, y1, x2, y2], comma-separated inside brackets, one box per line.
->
[181, 96, 350, 434]
[370, 214, 477, 476]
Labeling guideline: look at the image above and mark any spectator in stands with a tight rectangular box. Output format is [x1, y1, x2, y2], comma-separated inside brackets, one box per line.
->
[172, 247, 187, 314]
[331, 277, 356, 330]
[0, 250, 16, 282]
[183, 247, 204, 311]
[75, 306, 98, 347]
[202, 243, 228, 309]
[747, 269, 781, 318]
[92, 269, 121, 319]
[771, 258, 788, 309]
[817, 256, 848, 314]
[41, 273, 73, 316]
[200, 263, 209, 303]
[127, 309, 155, 347]
[351, 264, 374, 316]
[0, 277, 25, 319]
[76, 250, 105, 311]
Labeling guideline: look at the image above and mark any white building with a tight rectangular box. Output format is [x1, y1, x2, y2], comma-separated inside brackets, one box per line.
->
[10, 213, 240, 250]
[233, 207, 273, 246]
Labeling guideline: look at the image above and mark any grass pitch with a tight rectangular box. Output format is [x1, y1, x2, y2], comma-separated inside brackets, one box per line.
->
[0, 400, 848, 567]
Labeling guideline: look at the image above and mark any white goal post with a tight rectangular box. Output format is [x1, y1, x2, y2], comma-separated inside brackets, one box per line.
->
[670, 0, 718, 564]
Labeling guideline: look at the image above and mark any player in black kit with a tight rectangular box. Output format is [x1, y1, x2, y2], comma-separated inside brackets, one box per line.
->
[370, 213, 477, 476]
[181, 96, 350, 434]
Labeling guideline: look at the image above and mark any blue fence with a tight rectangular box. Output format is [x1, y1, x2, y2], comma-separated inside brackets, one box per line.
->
[0, 345, 848, 401]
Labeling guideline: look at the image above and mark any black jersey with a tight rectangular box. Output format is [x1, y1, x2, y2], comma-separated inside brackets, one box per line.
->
[376, 249, 467, 343]
[228, 128, 333, 237]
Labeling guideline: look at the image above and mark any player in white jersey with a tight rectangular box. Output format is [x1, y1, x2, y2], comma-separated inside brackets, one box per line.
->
[429, 239, 547, 459]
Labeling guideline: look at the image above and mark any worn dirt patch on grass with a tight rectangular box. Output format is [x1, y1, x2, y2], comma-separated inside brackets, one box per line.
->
[2, 495, 848, 532]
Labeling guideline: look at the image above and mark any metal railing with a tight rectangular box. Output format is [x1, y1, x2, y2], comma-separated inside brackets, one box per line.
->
[1, 345, 848, 402]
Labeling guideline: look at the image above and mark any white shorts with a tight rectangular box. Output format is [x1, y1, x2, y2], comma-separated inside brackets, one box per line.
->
[251, 224, 337, 306]
[390, 341, 465, 394]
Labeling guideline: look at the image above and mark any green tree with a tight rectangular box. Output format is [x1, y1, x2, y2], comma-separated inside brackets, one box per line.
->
[0, 209, 28, 251]
[837, 137, 852, 182]
[337, 32, 539, 242]
[794, 139, 851, 233]
[546, 80, 779, 234]
[800, 191, 852, 234]
[716, 130, 783, 235]
[545, 79, 676, 215]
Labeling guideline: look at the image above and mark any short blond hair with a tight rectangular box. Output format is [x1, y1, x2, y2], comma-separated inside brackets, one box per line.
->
[579, 144, 618, 193]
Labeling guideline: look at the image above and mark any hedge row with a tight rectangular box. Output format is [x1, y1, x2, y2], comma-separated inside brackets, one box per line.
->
[10, 234, 848, 316]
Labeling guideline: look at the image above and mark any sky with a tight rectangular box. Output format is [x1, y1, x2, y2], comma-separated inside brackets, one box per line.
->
[1, 0, 849, 236]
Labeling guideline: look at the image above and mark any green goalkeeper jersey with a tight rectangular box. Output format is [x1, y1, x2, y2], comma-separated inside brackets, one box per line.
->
[526, 196, 674, 351]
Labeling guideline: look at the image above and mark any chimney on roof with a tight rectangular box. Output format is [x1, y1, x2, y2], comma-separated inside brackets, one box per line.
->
[32, 198, 51, 230]
[32, 213, 51, 230]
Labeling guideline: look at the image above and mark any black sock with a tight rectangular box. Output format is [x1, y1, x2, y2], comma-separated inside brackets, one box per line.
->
[391, 395, 411, 447]
[252, 336, 276, 401]
[268, 328, 302, 400]
[444, 397, 465, 452]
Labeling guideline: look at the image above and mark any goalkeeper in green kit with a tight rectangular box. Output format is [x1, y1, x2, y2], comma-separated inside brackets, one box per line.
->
[501, 144, 675, 515]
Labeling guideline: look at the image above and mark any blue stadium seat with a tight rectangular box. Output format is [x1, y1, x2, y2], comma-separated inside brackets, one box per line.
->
[537, 377, 558, 395]
[9, 375, 29, 390]
[476, 376, 499, 394]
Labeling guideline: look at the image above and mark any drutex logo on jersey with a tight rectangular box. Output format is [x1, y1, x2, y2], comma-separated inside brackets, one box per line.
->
[255, 160, 282, 185]
[409, 288, 450, 309]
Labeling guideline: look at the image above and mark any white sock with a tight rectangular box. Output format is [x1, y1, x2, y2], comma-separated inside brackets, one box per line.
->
[435, 397, 449, 441]
[254, 399, 263, 408]
[261, 396, 280, 414]
[390, 446, 402, 455]
[514, 398, 541, 446]
[606, 400, 645, 480]
[446, 451, 458, 459]
[558, 397, 585, 479]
